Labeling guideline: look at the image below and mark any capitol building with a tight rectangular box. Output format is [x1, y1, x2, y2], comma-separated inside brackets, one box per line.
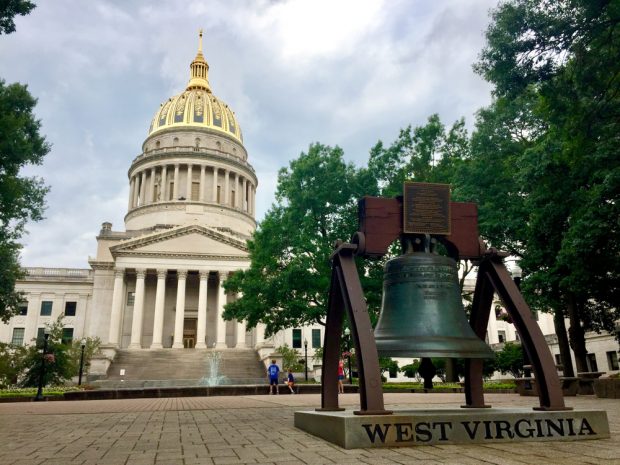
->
[1, 35, 617, 384]
[0, 34, 318, 381]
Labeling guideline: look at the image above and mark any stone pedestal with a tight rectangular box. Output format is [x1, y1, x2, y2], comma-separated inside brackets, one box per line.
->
[294, 408, 609, 449]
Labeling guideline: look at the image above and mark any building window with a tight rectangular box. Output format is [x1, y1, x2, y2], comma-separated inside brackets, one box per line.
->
[217, 186, 221, 203]
[586, 353, 598, 372]
[61, 328, 74, 345]
[18, 302, 28, 316]
[312, 329, 321, 348]
[11, 328, 25, 346]
[554, 354, 562, 366]
[607, 351, 619, 371]
[169, 182, 174, 200]
[191, 182, 200, 200]
[40, 301, 53, 316]
[64, 301, 77, 317]
[36, 327, 46, 347]
[497, 330, 506, 344]
[292, 329, 302, 349]
[127, 292, 135, 306]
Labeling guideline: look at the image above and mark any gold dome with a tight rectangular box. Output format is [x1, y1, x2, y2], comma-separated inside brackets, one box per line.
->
[147, 30, 243, 143]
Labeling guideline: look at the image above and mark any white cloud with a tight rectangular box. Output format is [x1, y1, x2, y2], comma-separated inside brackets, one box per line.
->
[1, 0, 497, 267]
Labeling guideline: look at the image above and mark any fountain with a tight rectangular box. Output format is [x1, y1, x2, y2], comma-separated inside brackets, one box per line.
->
[199, 351, 228, 386]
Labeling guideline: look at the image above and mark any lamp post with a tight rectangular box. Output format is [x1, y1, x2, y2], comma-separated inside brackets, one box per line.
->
[304, 339, 308, 381]
[34, 330, 50, 401]
[511, 265, 532, 384]
[344, 327, 353, 384]
[78, 338, 86, 386]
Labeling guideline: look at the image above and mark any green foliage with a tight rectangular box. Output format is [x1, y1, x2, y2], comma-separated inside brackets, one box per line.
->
[0, 342, 26, 387]
[466, 0, 620, 371]
[223, 143, 380, 335]
[312, 346, 323, 364]
[379, 357, 399, 377]
[494, 342, 525, 378]
[0, 0, 36, 35]
[0, 79, 50, 322]
[401, 360, 421, 379]
[275, 344, 304, 372]
[18, 316, 100, 387]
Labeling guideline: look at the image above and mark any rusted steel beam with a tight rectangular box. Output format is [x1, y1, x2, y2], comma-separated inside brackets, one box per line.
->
[318, 242, 391, 415]
[485, 258, 570, 411]
[463, 266, 496, 409]
[357, 196, 481, 259]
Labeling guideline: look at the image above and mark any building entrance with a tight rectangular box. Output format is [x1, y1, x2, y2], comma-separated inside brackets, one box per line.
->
[183, 318, 197, 348]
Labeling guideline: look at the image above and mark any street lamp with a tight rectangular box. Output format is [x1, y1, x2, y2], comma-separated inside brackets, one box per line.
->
[304, 339, 308, 381]
[34, 329, 50, 401]
[78, 338, 87, 386]
[511, 265, 531, 383]
[344, 327, 353, 384]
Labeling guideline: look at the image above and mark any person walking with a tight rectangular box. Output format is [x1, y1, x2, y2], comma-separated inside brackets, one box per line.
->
[267, 359, 280, 395]
[286, 368, 296, 394]
[338, 359, 345, 394]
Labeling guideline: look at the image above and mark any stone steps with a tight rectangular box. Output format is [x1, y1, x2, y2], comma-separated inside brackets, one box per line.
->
[99, 349, 265, 386]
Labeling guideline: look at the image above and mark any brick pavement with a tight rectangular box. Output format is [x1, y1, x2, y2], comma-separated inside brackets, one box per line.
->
[0, 393, 618, 465]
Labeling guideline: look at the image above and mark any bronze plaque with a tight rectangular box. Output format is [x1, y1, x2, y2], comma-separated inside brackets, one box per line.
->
[403, 182, 451, 235]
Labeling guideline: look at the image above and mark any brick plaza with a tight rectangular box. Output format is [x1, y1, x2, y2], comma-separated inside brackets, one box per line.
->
[1, 393, 618, 465]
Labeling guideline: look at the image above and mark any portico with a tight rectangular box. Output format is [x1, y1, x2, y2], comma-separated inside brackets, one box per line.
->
[107, 266, 249, 350]
[97, 223, 258, 350]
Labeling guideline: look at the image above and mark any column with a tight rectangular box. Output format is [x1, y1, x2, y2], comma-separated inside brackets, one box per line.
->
[195, 271, 209, 349]
[161, 165, 168, 201]
[172, 270, 187, 348]
[241, 178, 247, 211]
[139, 171, 147, 206]
[24, 293, 41, 344]
[108, 268, 125, 346]
[148, 168, 156, 203]
[173, 164, 179, 200]
[254, 323, 266, 349]
[234, 291, 246, 348]
[215, 271, 228, 349]
[128, 269, 146, 349]
[150, 269, 167, 349]
[249, 184, 254, 214]
[224, 169, 230, 205]
[133, 174, 140, 207]
[235, 173, 240, 208]
[212, 167, 219, 203]
[128, 178, 135, 210]
[186, 163, 192, 200]
[199, 165, 206, 202]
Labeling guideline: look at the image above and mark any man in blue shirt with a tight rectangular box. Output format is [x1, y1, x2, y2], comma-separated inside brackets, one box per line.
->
[267, 359, 280, 394]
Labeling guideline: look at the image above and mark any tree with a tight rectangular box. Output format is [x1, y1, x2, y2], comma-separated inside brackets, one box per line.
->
[223, 143, 379, 335]
[275, 344, 304, 372]
[0, 0, 36, 35]
[466, 0, 620, 373]
[379, 357, 399, 379]
[494, 342, 525, 378]
[0, 342, 26, 387]
[0, 80, 50, 322]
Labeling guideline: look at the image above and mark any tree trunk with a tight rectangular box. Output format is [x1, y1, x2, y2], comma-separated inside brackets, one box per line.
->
[553, 307, 575, 377]
[567, 294, 588, 373]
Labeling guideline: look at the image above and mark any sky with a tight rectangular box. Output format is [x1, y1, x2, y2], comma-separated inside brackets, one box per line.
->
[1, 0, 498, 268]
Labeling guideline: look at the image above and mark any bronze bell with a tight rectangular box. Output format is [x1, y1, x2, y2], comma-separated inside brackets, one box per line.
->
[374, 252, 494, 359]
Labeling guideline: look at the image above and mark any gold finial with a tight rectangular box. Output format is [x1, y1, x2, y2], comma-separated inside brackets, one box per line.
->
[198, 29, 203, 52]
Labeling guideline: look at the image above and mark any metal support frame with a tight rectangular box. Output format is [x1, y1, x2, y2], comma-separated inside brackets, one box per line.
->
[464, 251, 569, 411]
[319, 195, 569, 414]
[318, 243, 391, 415]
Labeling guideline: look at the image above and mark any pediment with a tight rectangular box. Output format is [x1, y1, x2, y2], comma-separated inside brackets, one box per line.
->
[110, 225, 248, 258]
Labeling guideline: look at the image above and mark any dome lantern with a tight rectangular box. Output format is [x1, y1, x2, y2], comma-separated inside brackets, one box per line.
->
[187, 29, 211, 91]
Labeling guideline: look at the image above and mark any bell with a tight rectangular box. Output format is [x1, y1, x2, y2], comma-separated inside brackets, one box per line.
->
[374, 252, 494, 359]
